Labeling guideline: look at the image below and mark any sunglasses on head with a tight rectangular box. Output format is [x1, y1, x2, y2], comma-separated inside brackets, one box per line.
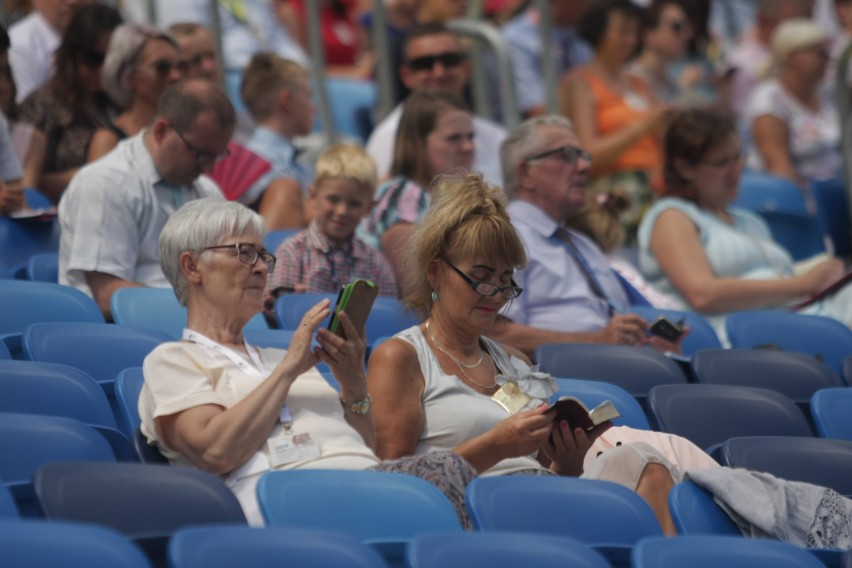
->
[406, 51, 466, 72]
[78, 49, 106, 69]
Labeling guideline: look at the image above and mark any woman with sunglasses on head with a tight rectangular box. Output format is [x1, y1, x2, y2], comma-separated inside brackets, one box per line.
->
[638, 106, 852, 339]
[367, 172, 691, 535]
[17, 3, 122, 203]
[87, 24, 184, 163]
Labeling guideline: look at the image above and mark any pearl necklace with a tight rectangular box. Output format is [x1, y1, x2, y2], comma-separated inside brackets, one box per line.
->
[425, 321, 497, 389]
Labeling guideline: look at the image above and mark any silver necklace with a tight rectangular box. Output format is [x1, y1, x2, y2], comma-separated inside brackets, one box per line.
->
[425, 322, 497, 389]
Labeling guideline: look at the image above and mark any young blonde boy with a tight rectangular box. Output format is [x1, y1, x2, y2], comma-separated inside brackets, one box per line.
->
[266, 144, 398, 299]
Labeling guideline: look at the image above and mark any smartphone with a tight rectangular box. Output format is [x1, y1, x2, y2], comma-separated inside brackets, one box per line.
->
[328, 279, 379, 338]
[649, 316, 685, 342]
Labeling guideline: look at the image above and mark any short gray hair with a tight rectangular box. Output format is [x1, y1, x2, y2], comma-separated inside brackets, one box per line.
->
[500, 114, 574, 198]
[159, 198, 265, 306]
[102, 23, 179, 110]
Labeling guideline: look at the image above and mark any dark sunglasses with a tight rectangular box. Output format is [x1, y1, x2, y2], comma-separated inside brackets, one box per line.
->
[406, 52, 466, 72]
[78, 49, 107, 69]
[150, 59, 189, 77]
[525, 145, 592, 165]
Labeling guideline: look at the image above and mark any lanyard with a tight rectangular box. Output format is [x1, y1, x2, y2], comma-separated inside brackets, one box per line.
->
[550, 228, 621, 317]
[182, 329, 266, 378]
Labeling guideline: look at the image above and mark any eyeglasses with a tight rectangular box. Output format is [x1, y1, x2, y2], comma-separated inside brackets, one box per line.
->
[666, 19, 689, 34]
[170, 125, 231, 166]
[202, 242, 276, 272]
[179, 52, 216, 71]
[525, 145, 592, 166]
[148, 59, 188, 77]
[78, 49, 107, 69]
[406, 51, 466, 72]
[700, 150, 745, 169]
[445, 260, 523, 299]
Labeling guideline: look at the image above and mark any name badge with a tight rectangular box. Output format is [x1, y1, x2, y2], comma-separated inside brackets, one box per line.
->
[267, 431, 321, 467]
[491, 380, 531, 415]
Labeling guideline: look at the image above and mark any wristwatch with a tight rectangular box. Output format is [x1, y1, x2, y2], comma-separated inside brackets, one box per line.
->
[340, 394, 372, 415]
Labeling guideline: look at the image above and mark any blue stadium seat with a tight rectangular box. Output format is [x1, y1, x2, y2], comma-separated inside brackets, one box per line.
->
[725, 310, 852, 378]
[0, 483, 19, 518]
[0, 519, 151, 568]
[24, 187, 52, 209]
[263, 229, 299, 253]
[733, 171, 826, 260]
[323, 78, 378, 143]
[632, 535, 825, 568]
[466, 476, 663, 566]
[0, 340, 11, 359]
[407, 531, 611, 568]
[811, 387, 852, 441]
[844, 356, 852, 385]
[718, 436, 852, 496]
[257, 469, 461, 565]
[628, 307, 723, 357]
[810, 177, 851, 258]
[0, 413, 116, 516]
[25, 252, 58, 282]
[0, 261, 11, 279]
[169, 526, 388, 568]
[647, 384, 813, 450]
[0, 214, 60, 277]
[115, 367, 145, 433]
[35, 462, 246, 565]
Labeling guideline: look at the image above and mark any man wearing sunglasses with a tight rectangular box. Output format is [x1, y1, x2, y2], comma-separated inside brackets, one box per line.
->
[59, 78, 233, 320]
[486, 115, 683, 358]
[366, 23, 507, 186]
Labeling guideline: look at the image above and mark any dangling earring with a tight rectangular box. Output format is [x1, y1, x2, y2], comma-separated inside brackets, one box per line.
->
[431, 290, 439, 302]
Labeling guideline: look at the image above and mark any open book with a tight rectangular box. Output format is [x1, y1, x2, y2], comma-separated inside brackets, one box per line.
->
[791, 269, 852, 311]
[548, 397, 620, 431]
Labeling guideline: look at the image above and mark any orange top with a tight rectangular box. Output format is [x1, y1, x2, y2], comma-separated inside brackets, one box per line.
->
[579, 69, 663, 178]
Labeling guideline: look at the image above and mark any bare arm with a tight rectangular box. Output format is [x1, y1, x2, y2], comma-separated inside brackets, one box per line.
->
[750, 115, 798, 183]
[84, 271, 145, 320]
[157, 301, 331, 475]
[380, 222, 416, 282]
[38, 168, 80, 204]
[650, 208, 843, 312]
[257, 178, 306, 230]
[86, 129, 119, 163]
[560, 70, 663, 174]
[0, 180, 24, 214]
[21, 128, 45, 190]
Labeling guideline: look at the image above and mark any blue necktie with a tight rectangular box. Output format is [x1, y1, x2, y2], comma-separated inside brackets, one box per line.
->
[553, 227, 619, 317]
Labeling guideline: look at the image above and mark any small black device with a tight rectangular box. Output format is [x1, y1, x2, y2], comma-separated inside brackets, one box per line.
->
[648, 316, 685, 342]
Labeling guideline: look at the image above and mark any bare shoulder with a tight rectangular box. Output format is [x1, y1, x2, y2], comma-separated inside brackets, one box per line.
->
[369, 336, 420, 372]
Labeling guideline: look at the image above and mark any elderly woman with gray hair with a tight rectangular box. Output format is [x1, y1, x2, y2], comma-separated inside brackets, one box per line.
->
[137, 197, 533, 527]
[87, 24, 184, 162]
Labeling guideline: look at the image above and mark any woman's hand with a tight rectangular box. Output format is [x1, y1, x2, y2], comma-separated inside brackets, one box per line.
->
[543, 420, 613, 477]
[276, 299, 331, 380]
[315, 310, 368, 396]
[797, 258, 845, 296]
[489, 405, 556, 459]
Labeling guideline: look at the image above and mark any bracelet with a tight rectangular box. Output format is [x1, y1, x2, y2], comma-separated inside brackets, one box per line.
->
[340, 394, 372, 415]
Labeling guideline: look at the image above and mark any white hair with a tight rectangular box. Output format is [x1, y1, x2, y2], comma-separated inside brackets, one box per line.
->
[500, 114, 574, 198]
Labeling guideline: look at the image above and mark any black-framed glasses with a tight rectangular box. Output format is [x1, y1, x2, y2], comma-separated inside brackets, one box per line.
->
[171, 125, 231, 166]
[525, 145, 592, 166]
[406, 51, 466, 72]
[202, 243, 276, 272]
[149, 59, 188, 77]
[445, 260, 523, 299]
[179, 51, 216, 71]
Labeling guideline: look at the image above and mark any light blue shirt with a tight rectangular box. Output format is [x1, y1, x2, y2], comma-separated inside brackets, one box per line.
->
[243, 127, 314, 204]
[505, 200, 628, 333]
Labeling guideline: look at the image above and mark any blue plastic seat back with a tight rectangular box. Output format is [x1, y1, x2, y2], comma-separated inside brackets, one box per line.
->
[169, 525, 388, 568]
[535, 343, 688, 407]
[719, 436, 852, 496]
[0, 483, 19, 518]
[115, 367, 144, 432]
[734, 171, 826, 260]
[632, 535, 825, 568]
[647, 384, 813, 450]
[844, 356, 852, 386]
[0, 413, 116, 515]
[257, 469, 462, 540]
[275, 293, 419, 347]
[24, 187, 52, 209]
[465, 476, 663, 546]
[35, 462, 246, 561]
[628, 307, 723, 357]
[0, 340, 11, 359]
[322, 78, 378, 143]
[692, 348, 842, 405]
[132, 427, 168, 465]
[0, 280, 103, 337]
[242, 328, 294, 349]
[811, 387, 852, 441]
[725, 310, 852, 378]
[0, 519, 151, 568]
[408, 531, 611, 568]
[0, 261, 11, 279]
[262, 229, 299, 253]
[810, 177, 851, 258]
[668, 481, 741, 536]
[0, 214, 60, 275]
[553, 378, 650, 430]
[25, 252, 59, 282]
[0, 360, 117, 429]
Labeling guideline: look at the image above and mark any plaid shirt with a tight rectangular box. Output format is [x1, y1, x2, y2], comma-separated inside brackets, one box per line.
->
[267, 221, 399, 297]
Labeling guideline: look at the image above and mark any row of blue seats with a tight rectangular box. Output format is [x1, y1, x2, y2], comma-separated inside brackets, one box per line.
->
[1, 454, 848, 567]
